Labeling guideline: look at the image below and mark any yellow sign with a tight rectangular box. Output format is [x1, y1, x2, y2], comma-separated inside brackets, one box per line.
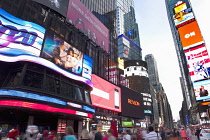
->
[118, 57, 124, 70]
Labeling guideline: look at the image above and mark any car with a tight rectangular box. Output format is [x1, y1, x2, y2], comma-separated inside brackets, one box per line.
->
[199, 128, 210, 140]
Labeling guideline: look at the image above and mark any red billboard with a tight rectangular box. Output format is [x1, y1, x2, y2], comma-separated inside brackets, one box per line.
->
[90, 74, 121, 112]
[66, 0, 109, 53]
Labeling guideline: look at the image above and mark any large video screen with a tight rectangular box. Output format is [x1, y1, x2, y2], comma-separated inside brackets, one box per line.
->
[41, 32, 93, 80]
[90, 74, 121, 112]
[66, 0, 109, 53]
[178, 21, 204, 50]
[33, 0, 69, 16]
[193, 79, 210, 101]
[0, 8, 45, 56]
[184, 45, 210, 82]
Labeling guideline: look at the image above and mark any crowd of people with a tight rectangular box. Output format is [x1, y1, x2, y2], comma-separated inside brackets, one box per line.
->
[0, 126, 202, 140]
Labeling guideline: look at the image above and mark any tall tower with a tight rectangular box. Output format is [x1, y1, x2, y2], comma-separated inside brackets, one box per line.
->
[165, 0, 209, 124]
[145, 54, 161, 92]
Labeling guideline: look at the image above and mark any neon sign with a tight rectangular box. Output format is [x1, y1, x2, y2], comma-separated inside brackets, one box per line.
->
[0, 100, 93, 118]
[0, 89, 66, 105]
[128, 99, 140, 106]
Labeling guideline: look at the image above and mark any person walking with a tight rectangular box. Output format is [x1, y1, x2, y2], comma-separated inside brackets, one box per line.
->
[80, 129, 90, 140]
[145, 126, 162, 140]
[7, 129, 19, 140]
[63, 126, 77, 140]
[180, 128, 186, 140]
[107, 129, 115, 140]
[1, 129, 9, 140]
[122, 130, 131, 140]
[141, 128, 147, 140]
[186, 127, 192, 140]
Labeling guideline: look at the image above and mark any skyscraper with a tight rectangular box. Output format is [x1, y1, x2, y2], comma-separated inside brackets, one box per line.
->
[165, 0, 208, 124]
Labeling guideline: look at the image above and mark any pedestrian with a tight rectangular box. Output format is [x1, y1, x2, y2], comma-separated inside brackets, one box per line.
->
[47, 131, 57, 140]
[195, 127, 200, 140]
[94, 131, 102, 140]
[80, 129, 90, 140]
[180, 128, 186, 140]
[141, 128, 147, 140]
[107, 129, 115, 140]
[122, 130, 131, 140]
[7, 129, 19, 140]
[1, 129, 9, 140]
[186, 126, 192, 140]
[63, 126, 76, 140]
[89, 129, 96, 140]
[159, 128, 165, 140]
[145, 126, 162, 140]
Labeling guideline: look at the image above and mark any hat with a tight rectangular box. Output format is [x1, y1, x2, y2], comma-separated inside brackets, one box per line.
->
[8, 129, 19, 138]
[1, 129, 8, 137]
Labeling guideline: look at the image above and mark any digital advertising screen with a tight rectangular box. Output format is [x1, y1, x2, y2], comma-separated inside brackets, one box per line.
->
[66, 0, 109, 53]
[173, 7, 195, 28]
[184, 45, 210, 82]
[90, 74, 121, 112]
[41, 32, 94, 80]
[33, 0, 69, 16]
[0, 8, 45, 56]
[193, 79, 210, 101]
[120, 86, 144, 119]
[178, 21, 204, 50]
[41, 32, 83, 75]
[0, 8, 93, 86]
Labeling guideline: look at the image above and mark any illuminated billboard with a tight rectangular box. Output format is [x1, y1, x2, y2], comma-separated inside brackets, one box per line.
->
[41, 32, 93, 80]
[0, 8, 93, 86]
[120, 86, 144, 119]
[90, 74, 121, 112]
[184, 45, 210, 82]
[66, 0, 109, 53]
[33, 0, 69, 16]
[178, 21, 204, 50]
[193, 79, 210, 101]
[0, 8, 45, 56]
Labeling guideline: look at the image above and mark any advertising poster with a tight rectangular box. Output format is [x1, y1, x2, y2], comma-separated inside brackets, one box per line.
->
[33, 0, 69, 16]
[193, 79, 210, 101]
[184, 45, 210, 82]
[90, 74, 121, 112]
[120, 85, 144, 119]
[0, 8, 45, 56]
[178, 21, 204, 50]
[66, 0, 109, 53]
[41, 32, 84, 75]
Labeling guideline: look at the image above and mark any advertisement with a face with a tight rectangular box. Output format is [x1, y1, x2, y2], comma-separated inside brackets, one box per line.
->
[33, 0, 69, 16]
[178, 21, 204, 50]
[41, 32, 84, 75]
[0, 8, 45, 56]
[0, 9, 93, 86]
[66, 0, 109, 53]
[193, 79, 210, 101]
[90, 74, 121, 112]
[184, 45, 210, 82]
[120, 86, 144, 119]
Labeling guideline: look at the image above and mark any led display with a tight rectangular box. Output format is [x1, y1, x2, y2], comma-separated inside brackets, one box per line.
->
[0, 89, 66, 105]
[66, 0, 109, 53]
[0, 8, 45, 56]
[0, 100, 93, 118]
[41, 32, 93, 80]
[193, 79, 210, 101]
[178, 21, 204, 50]
[90, 74, 121, 112]
[184, 45, 210, 82]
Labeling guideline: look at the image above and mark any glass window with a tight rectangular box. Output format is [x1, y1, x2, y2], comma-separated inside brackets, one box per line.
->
[23, 71, 44, 89]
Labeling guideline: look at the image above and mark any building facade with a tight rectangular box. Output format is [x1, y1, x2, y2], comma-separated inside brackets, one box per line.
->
[165, 0, 210, 125]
